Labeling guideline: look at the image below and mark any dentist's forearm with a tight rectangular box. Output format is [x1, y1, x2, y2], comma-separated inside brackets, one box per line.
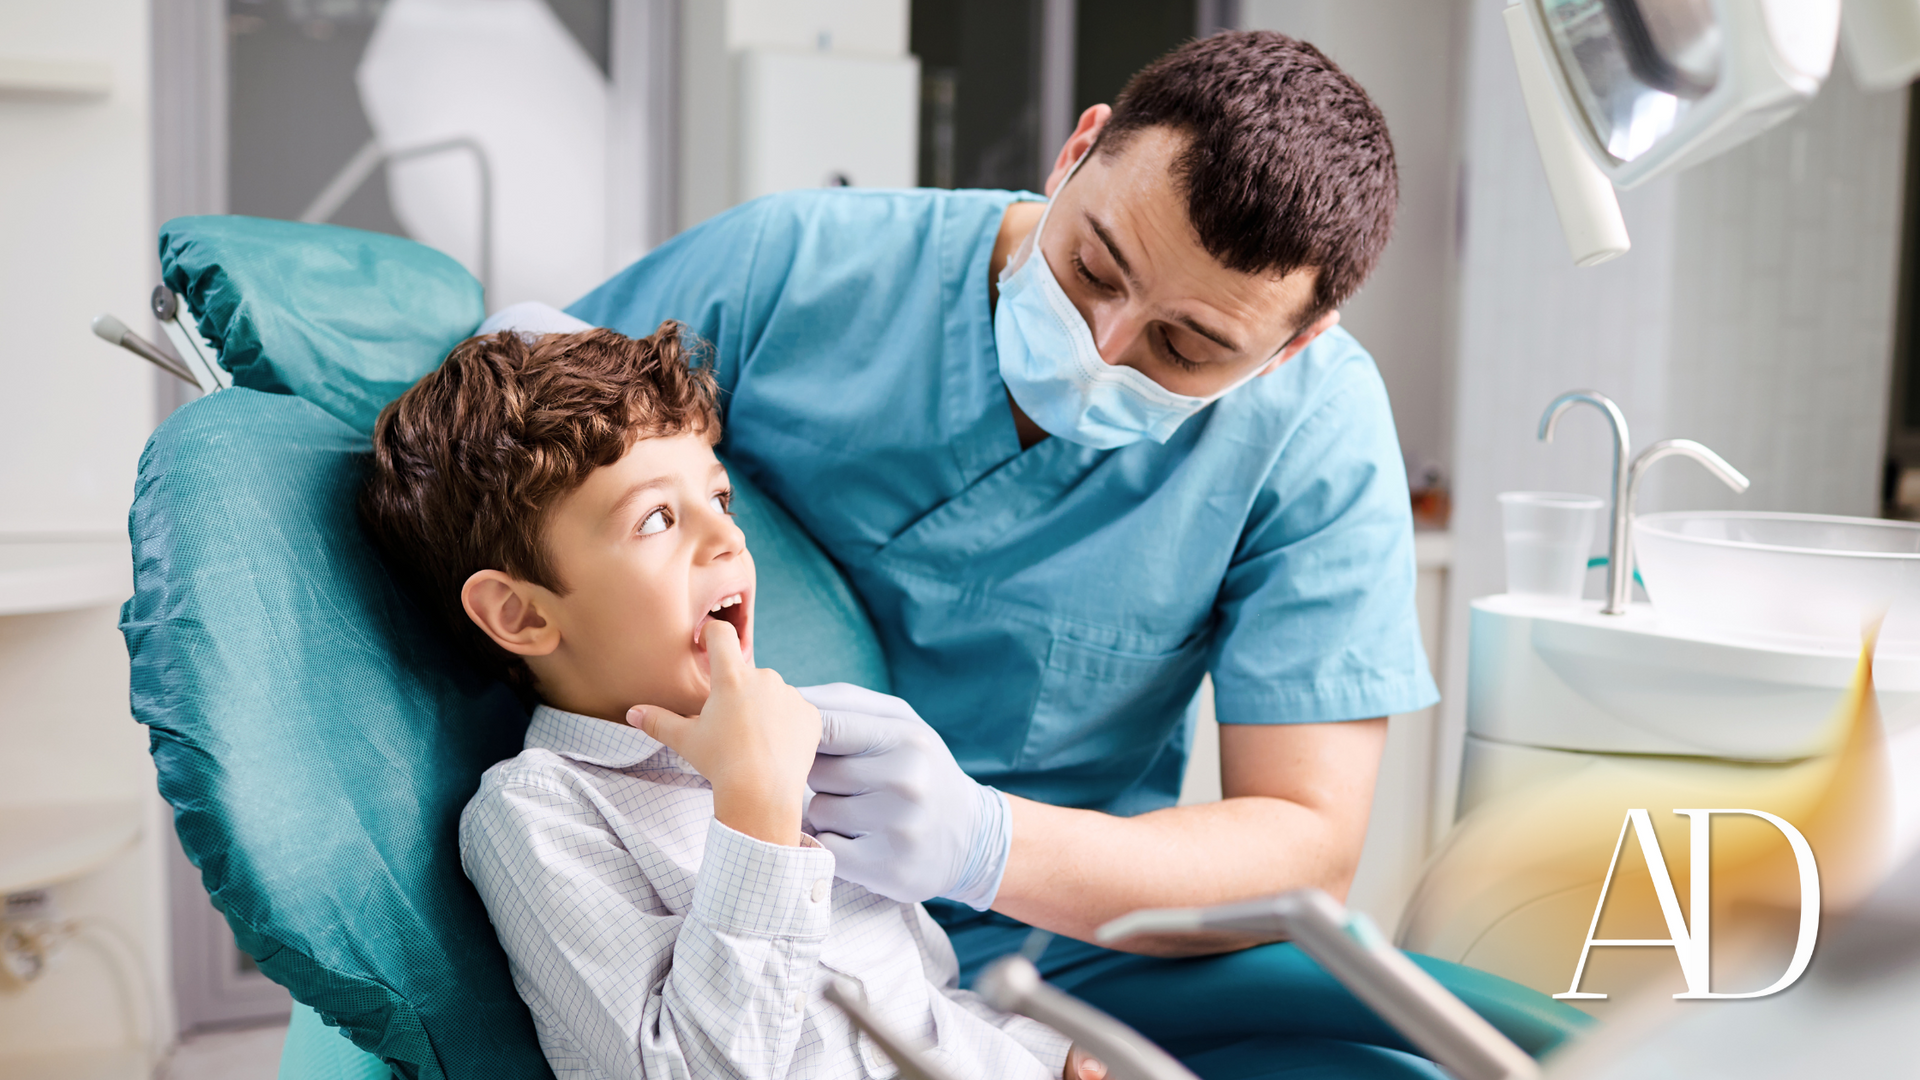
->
[991, 794, 1362, 956]
[989, 716, 1389, 956]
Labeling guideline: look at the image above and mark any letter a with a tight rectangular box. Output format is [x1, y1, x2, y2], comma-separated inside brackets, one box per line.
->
[1556, 808, 1700, 1000]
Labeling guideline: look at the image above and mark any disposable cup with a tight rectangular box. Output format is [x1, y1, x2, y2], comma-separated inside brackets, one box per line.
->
[1499, 491, 1603, 602]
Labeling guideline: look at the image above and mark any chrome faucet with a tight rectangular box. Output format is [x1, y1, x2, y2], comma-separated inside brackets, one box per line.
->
[1537, 391, 1749, 615]
[1538, 391, 1632, 613]
[1626, 438, 1751, 549]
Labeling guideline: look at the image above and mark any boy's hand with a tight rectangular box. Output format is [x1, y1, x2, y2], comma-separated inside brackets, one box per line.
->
[628, 621, 821, 846]
[1065, 1046, 1107, 1080]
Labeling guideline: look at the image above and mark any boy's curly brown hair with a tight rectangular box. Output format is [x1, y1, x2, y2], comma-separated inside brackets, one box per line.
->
[359, 322, 720, 691]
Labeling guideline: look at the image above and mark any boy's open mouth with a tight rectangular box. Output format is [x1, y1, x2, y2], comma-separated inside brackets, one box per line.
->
[695, 588, 754, 663]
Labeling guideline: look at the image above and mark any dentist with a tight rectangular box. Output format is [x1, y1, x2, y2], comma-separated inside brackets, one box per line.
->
[574, 31, 1568, 1077]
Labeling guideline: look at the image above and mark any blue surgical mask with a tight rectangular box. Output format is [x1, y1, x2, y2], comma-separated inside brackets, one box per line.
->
[994, 155, 1264, 450]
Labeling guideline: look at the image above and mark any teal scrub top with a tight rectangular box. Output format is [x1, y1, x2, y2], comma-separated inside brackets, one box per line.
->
[569, 188, 1438, 817]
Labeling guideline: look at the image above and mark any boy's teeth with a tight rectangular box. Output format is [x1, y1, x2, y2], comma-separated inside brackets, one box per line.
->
[707, 594, 742, 613]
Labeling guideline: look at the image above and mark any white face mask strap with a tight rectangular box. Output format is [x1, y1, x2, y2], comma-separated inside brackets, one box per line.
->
[1002, 145, 1096, 284]
[1034, 146, 1094, 247]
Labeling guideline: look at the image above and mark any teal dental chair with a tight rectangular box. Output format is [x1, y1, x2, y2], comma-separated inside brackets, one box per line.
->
[121, 216, 1584, 1080]
[124, 216, 890, 1079]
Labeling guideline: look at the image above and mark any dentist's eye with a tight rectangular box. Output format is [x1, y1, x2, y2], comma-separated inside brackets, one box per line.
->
[710, 488, 734, 515]
[1156, 326, 1205, 373]
[638, 507, 672, 536]
[1072, 252, 1115, 294]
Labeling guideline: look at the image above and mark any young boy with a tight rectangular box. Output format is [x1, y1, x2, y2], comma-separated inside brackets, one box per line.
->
[358, 322, 1077, 1079]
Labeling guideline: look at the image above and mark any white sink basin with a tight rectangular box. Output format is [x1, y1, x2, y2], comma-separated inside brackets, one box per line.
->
[1634, 511, 1920, 655]
[1467, 594, 1920, 761]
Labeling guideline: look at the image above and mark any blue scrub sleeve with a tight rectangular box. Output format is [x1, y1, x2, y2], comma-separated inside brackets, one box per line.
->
[1209, 361, 1439, 725]
[566, 200, 780, 396]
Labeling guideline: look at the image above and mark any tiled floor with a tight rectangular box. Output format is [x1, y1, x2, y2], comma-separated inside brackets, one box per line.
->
[158, 1022, 287, 1080]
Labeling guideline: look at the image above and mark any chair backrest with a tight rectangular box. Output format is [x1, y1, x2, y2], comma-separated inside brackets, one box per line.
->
[158, 215, 484, 435]
[125, 217, 889, 1079]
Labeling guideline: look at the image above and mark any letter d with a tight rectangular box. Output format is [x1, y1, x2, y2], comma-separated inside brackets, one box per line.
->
[1672, 809, 1821, 999]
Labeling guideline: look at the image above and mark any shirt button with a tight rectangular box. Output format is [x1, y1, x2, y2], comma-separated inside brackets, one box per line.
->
[792, 992, 806, 1014]
[811, 878, 830, 903]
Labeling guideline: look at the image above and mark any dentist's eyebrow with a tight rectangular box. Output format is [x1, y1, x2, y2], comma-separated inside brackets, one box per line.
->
[1087, 211, 1241, 356]
[1086, 213, 1138, 283]
[1175, 314, 1240, 354]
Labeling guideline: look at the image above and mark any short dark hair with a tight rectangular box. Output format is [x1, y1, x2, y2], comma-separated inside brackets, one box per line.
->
[359, 323, 719, 691]
[1101, 31, 1397, 331]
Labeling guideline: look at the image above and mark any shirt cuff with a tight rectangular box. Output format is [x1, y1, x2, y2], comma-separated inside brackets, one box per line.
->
[691, 819, 839, 939]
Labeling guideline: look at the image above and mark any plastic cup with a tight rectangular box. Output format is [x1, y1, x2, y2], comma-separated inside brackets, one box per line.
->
[1499, 491, 1603, 602]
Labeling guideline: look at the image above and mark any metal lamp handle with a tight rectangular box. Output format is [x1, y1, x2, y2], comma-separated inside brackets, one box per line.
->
[975, 956, 1201, 1080]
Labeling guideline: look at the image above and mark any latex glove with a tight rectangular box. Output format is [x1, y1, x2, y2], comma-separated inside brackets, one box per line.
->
[799, 683, 1011, 909]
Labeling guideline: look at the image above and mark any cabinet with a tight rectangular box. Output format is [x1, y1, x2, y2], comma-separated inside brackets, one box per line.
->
[0, 541, 169, 1078]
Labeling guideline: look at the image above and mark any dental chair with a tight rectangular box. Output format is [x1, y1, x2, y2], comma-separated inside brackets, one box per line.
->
[124, 216, 890, 1079]
[119, 216, 1586, 1080]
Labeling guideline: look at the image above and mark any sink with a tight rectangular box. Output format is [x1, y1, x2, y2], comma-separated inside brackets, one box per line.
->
[1466, 595, 1920, 761]
[1634, 511, 1920, 655]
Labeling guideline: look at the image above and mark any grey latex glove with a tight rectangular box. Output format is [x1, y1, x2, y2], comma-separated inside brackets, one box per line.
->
[799, 683, 1011, 909]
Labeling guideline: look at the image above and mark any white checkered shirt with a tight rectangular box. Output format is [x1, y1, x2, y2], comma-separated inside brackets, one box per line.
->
[460, 705, 1070, 1079]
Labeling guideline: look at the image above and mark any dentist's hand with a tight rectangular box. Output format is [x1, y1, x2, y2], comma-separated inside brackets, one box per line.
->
[630, 621, 820, 846]
[800, 684, 1011, 908]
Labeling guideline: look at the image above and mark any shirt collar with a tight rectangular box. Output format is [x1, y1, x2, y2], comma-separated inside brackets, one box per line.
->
[524, 704, 681, 770]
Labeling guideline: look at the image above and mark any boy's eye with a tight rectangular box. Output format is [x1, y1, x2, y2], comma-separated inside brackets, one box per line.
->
[710, 489, 733, 515]
[637, 507, 671, 536]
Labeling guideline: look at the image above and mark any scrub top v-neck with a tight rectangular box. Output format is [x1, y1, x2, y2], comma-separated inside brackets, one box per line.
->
[569, 187, 1437, 818]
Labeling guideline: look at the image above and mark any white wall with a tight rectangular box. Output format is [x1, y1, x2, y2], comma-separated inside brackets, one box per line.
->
[1439, 0, 1909, 829]
[1241, 0, 1470, 485]
[1659, 70, 1908, 518]
[677, 0, 916, 232]
[678, 0, 735, 231]
[0, 0, 173, 1063]
[0, 1, 158, 535]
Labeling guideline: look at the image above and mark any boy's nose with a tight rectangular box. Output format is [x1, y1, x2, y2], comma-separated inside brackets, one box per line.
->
[698, 508, 747, 560]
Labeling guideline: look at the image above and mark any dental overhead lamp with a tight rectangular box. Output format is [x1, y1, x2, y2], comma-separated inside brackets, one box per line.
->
[1508, 0, 1920, 266]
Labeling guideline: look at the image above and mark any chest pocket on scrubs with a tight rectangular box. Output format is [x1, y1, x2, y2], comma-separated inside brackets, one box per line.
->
[1016, 629, 1211, 809]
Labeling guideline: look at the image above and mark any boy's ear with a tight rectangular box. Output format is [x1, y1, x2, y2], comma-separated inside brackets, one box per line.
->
[462, 570, 561, 657]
